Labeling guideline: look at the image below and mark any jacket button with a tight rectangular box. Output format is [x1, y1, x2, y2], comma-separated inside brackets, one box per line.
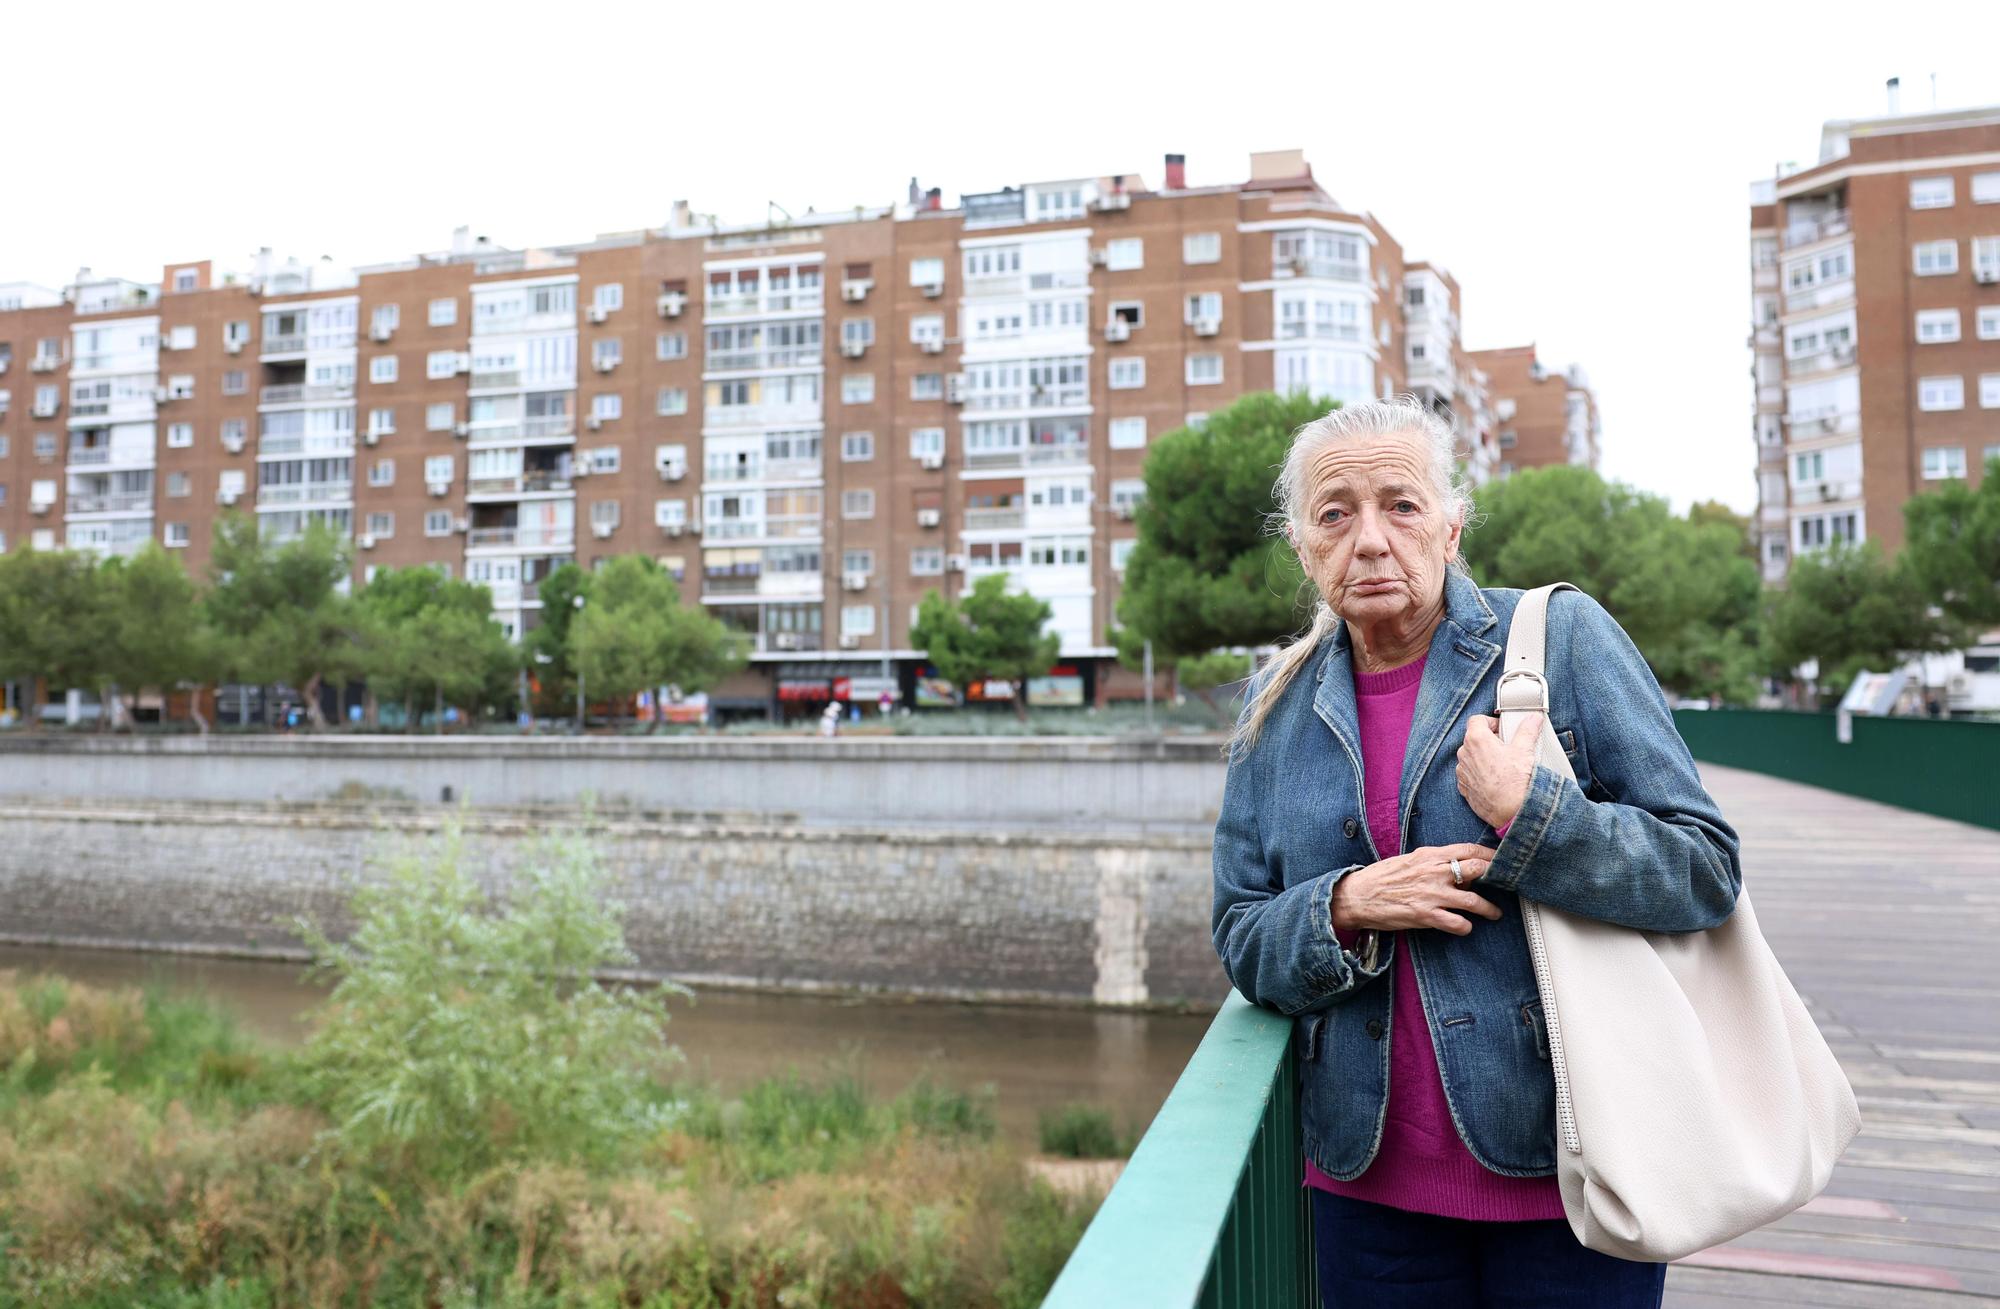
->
[1343, 817, 1360, 839]
[1365, 1019, 1384, 1040]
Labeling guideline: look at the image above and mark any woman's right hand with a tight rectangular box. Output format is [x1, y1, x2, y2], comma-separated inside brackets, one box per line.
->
[1330, 844, 1502, 937]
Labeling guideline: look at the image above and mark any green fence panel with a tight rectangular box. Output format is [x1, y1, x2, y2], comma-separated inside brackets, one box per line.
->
[1672, 710, 1999, 832]
[1044, 991, 1316, 1309]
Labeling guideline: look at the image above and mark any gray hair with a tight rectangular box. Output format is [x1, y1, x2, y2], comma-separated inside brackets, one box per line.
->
[1229, 397, 1474, 758]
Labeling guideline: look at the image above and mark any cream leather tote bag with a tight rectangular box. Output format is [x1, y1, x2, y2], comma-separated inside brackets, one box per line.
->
[1497, 583, 1860, 1262]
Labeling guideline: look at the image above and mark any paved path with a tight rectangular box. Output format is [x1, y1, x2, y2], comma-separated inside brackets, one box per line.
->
[1665, 765, 2000, 1308]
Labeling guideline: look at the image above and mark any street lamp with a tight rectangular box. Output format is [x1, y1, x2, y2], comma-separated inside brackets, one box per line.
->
[572, 593, 586, 734]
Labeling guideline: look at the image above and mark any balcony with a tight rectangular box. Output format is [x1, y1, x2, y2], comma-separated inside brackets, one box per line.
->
[66, 445, 112, 465]
[964, 506, 1026, 530]
[259, 382, 355, 406]
[467, 526, 576, 550]
[257, 433, 356, 457]
[260, 334, 308, 357]
[705, 345, 824, 372]
[1786, 409, 1860, 438]
[1782, 280, 1855, 314]
[470, 369, 522, 390]
[1791, 478, 1864, 506]
[964, 441, 1092, 471]
[765, 456, 822, 482]
[1276, 258, 1365, 282]
[1786, 344, 1856, 378]
[703, 572, 761, 596]
[467, 470, 572, 498]
[703, 290, 825, 319]
[257, 481, 354, 505]
[66, 490, 153, 515]
[1277, 321, 1361, 342]
[1781, 211, 1850, 249]
[965, 384, 1091, 413]
[705, 402, 822, 429]
[467, 415, 575, 444]
[758, 631, 824, 654]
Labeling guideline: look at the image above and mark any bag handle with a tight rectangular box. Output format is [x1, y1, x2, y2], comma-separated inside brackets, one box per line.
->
[1497, 583, 1578, 743]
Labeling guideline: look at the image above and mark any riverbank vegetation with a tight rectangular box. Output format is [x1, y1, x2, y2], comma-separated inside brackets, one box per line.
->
[0, 825, 1100, 1307]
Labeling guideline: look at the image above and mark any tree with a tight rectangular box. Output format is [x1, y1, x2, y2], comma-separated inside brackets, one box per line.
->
[522, 561, 590, 714]
[98, 543, 214, 732]
[1175, 650, 1254, 724]
[569, 555, 744, 730]
[911, 572, 1060, 722]
[1113, 392, 1321, 666]
[0, 549, 113, 729]
[356, 566, 516, 731]
[1902, 455, 2000, 631]
[1463, 466, 1764, 703]
[203, 514, 361, 728]
[1760, 541, 1958, 705]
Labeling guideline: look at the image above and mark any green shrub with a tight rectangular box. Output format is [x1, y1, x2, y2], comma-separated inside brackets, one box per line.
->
[1036, 1103, 1130, 1158]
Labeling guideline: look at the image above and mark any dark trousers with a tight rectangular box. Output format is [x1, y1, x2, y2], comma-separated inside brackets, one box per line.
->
[1313, 1190, 1667, 1308]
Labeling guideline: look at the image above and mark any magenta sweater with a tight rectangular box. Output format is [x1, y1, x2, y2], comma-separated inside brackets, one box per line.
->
[1304, 652, 1566, 1221]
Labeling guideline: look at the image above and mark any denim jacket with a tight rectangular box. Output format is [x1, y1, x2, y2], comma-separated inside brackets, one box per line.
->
[1210, 572, 1742, 1179]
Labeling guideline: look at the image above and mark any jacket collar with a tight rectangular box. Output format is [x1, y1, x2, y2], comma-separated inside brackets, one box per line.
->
[1309, 571, 1502, 852]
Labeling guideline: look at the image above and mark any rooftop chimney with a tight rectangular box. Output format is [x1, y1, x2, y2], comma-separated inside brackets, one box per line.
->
[1887, 76, 1901, 115]
[1164, 153, 1186, 190]
[908, 176, 921, 206]
[926, 187, 942, 211]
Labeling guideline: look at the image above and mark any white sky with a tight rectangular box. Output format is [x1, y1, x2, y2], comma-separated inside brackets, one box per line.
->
[8, 0, 2000, 515]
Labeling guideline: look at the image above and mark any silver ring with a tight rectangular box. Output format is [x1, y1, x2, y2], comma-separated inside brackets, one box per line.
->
[1450, 857, 1464, 886]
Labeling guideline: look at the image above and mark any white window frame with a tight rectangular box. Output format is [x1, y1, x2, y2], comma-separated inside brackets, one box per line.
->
[370, 355, 398, 384]
[424, 455, 455, 483]
[841, 604, 876, 637]
[1111, 537, 1137, 572]
[1981, 307, 2000, 341]
[1974, 172, 2000, 204]
[365, 511, 394, 539]
[656, 386, 688, 416]
[164, 522, 191, 548]
[656, 331, 686, 360]
[1918, 375, 1965, 411]
[1913, 240, 1958, 276]
[1109, 417, 1147, 449]
[424, 510, 452, 537]
[909, 427, 945, 458]
[368, 407, 395, 435]
[592, 393, 621, 421]
[426, 349, 459, 380]
[842, 374, 875, 405]
[428, 298, 457, 326]
[841, 431, 875, 461]
[1109, 358, 1146, 390]
[909, 257, 945, 289]
[1981, 373, 2000, 409]
[585, 446, 620, 474]
[1186, 354, 1223, 386]
[841, 488, 875, 519]
[166, 422, 193, 449]
[593, 283, 623, 313]
[1916, 309, 1962, 344]
[911, 547, 944, 575]
[1910, 177, 1955, 209]
[369, 458, 395, 487]
[1106, 239, 1144, 271]
[1921, 447, 1967, 480]
[1182, 232, 1221, 264]
[426, 402, 454, 431]
[911, 372, 943, 401]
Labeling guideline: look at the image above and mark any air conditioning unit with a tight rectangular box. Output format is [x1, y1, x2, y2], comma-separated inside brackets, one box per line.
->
[224, 339, 243, 355]
[1088, 248, 1109, 267]
[1977, 268, 2000, 285]
[1193, 316, 1220, 337]
[656, 292, 686, 318]
[917, 507, 941, 527]
[1091, 191, 1131, 213]
[364, 430, 381, 446]
[664, 522, 685, 537]
[593, 356, 618, 373]
[218, 490, 240, 505]
[359, 534, 377, 550]
[944, 373, 967, 404]
[1115, 503, 1136, 521]
[839, 634, 862, 649]
[656, 452, 686, 480]
[427, 480, 449, 497]
[570, 464, 591, 479]
[772, 632, 800, 650]
[454, 516, 470, 533]
[29, 500, 51, 515]
[587, 415, 604, 431]
[919, 453, 943, 471]
[841, 278, 873, 302]
[453, 422, 470, 438]
[31, 401, 57, 418]
[221, 433, 246, 454]
[842, 571, 869, 591]
[918, 338, 943, 355]
[369, 324, 393, 342]
[918, 279, 944, 299]
[591, 520, 615, 539]
[839, 340, 867, 358]
[153, 386, 172, 402]
[586, 304, 609, 324]
[1104, 319, 1130, 342]
[945, 552, 966, 572]
[31, 356, 60, 372]
[452, 353, 472, 375]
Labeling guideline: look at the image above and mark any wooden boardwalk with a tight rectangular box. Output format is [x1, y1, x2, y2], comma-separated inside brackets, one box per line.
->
[1666, 764, 2000, 1308]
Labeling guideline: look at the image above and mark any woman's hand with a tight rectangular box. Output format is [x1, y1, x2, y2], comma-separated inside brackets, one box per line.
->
[1330, 844, 1502, 937]
[1455, 713, 1543, 829]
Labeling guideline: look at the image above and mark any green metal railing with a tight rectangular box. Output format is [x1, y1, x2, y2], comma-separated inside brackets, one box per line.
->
[1672, 709, 1999, 832]
[1044, 991, 1316, 1308]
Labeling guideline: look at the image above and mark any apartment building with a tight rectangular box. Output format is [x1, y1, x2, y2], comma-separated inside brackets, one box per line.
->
[0, 149, 1546, 718]
[1465, 344, 1603, 477]
[1749, 96, 2000, 583]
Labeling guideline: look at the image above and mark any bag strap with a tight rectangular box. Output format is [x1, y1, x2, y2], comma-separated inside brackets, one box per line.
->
[1497, 583, 1578, 737]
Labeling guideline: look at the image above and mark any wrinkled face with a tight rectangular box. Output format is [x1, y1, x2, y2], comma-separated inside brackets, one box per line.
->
[1290, 430, 1462, 627]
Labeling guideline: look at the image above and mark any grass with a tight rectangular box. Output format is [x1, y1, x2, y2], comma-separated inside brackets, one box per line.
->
[1036, 1103, 1134, 1159]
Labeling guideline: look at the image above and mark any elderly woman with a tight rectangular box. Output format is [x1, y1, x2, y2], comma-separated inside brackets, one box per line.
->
[1211, 399, 1741, 1308]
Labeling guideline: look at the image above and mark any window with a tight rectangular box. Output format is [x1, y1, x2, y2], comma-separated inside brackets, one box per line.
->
[841, 431, 874, 461]
[371, 355, 398, 384]
[224, 320, 250, 347]
[424, 455, 454, 484]
[1981, 374, 2000, 409]
[1918, 376, 1964, 411]
[911, 547, 943, 575]
[1185, 292, 1222, 323]
[1922, 447, 1967, 480]
[173, 269, 198, 293]
[0, 390, 7, 415]
[429, 298, 457, 326]
[34, 433, 57, 459]
[372, 304, 399, 334]
[1183, 232, 1221, 264]
[1109, 301, 1144, 329]
[222, 369, 246, 395]
[840, 604, 876, 636]
[842, 317, 875, 348]
[168, 325, 196, 350]
[365, 512, 394, 538]
[590, 500, 620, 532]
[1981, 307, 2000, 341]
[656, 386, 688, 416]
[165, 522, 190, 548]
[841, 488, 875, 519]
[1109, 479, 1145, 514]
[1917, 309, 1962, 343]
[842, 549, 874, 576]
[1187, 354, 1223, 385]
[654, 499, 688, 529]
[591, 394, 621, 421]
[1106, 238, 1144, 271]
[909, 256, 945, 289]
[427, 350, 459, 379]
[368, 407, 395, 435]
[909, 427, 945, 459]
[425, 510, 452, 536]
[842, 374, 874, 405]
[1973, 172, 2000, 204]
[427, 402, 455, 430]
[585, 446, 620, 473]
[1793, 450, 1825, 482]
[1111, 538, 1137, 572]
[910, 315, 944, 348]
[220, 418, 246, 447]
[1910, 177, 1954, 209]
[166, 471, 190, 498]
[166, 422, 193, 449]
[369, 458, 395, 486]
[166, 375, 194, 399]
[911, 372, 943, 401]
[1796, 512, 1859, 550]
[592, 339, 621, 369]
[1109, 417, 1146, 449]
[1185, 412, 1207, 430]
[656, 331, 687, 360]
[1913, 240, 1958, 275]
[1109, 358, 1146, 389]
[1975, 237, 2000, 281]
[593, 283, 623, 313]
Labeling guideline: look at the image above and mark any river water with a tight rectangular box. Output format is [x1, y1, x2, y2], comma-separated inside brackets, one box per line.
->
[0, 943, 1215, 1148]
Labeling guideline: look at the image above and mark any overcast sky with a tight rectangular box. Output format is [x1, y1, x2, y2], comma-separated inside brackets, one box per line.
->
[8, 0, 1998, 514]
